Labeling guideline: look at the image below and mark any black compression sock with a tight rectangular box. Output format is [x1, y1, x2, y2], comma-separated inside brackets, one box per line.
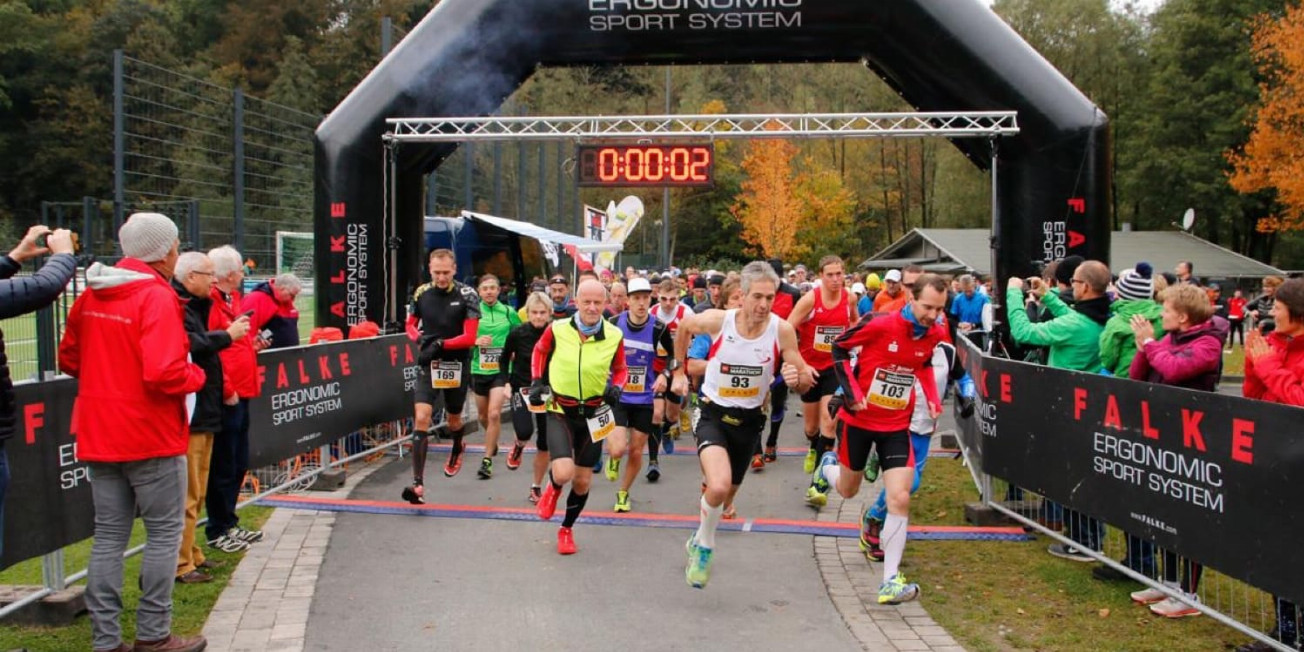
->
[411, 430, 431, 483]
[548, 471, 562, 493]
[807, 433, 819, 450]
[562, 490, 589, 528]
[450, 430, 464, 455]
[818, 436, 836, 454]
[767, 420, 782, 448]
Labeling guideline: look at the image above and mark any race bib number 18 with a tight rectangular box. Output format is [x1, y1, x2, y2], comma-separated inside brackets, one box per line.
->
[431, 361, 463, 390]
[588, 404, 616, 443]
[867, 367, 913, 410]
[624, 366, 647, 394]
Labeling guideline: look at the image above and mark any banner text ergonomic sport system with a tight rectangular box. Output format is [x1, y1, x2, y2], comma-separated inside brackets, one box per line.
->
[313, 0, 1110, 332]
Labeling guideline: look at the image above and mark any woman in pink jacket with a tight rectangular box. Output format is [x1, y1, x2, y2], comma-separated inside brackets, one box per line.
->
[1127, 284, 1227, 618]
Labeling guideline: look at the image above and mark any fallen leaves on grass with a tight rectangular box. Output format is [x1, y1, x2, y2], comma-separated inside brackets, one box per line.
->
[1099, 608, 1111, 618]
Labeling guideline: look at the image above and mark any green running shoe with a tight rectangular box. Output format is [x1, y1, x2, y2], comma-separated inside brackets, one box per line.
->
[605, 456, 621, 482]
[477, 457, 493, 479]
[878, 573, 920, 605]
[803, 448, 818, 474]
[685, 539, 715, 589]
[805, 485, 828, 507]
[863, 450, 880, 483]
[614, 490, 631, 513]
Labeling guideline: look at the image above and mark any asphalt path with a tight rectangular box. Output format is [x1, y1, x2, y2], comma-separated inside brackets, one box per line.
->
[306, 400, 864, 651]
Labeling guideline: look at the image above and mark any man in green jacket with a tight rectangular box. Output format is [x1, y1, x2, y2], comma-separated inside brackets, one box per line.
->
[1006, 260, 1113, 562]
[1099, 262, 1164, 377]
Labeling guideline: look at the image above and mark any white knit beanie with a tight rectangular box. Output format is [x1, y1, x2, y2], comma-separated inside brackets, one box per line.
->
[120, 213, 178, 262]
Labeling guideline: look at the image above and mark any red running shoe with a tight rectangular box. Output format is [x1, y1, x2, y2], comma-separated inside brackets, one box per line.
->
[443, 446, 464, 477]
[536, 483, 560, 521]
[506, 443, 524, 470]
[751, 454, 765, 470]
[557, 527, 577, 555]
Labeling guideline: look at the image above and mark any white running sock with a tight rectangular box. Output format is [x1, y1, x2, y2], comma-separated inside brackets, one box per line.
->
[882, 513, 909, 580]
[821, 463, 841, 489]
[695, 496, 723, 549]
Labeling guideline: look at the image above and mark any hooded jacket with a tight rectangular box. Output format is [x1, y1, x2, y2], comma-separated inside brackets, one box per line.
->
[242, 280, 300, 349]
[1006, 287, 1110, 372]
[0, 252, 76, 443]
[173, 279, 233, 433]
[58, 258, 205, 462]
[1244, 329, 1304, 406]
[1099, 298, 1165, 376]
[1129, 316, 1228, 391]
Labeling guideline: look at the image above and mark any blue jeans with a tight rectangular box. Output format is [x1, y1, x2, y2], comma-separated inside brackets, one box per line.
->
[0, 442, 8, 560]
[205, 399, 249, 541]
[866, 431, 932, 522]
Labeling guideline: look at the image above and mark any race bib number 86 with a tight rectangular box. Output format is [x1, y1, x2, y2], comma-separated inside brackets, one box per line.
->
[814, 326, 845, 353]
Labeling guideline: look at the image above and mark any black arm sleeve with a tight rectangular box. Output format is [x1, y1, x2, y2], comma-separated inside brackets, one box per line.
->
[499, 328, 517, 385]
[0, 254, 76, 319]
[189, 329, 233, 357]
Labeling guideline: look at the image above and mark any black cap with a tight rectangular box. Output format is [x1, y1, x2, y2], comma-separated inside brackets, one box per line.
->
[692, 276, 708, 289]
[708, 275, 725, 286]
[548, 274, 568, 286]
[1054, 255, 1084, 287]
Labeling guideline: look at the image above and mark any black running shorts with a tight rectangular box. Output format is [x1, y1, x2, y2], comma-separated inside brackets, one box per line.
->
[836, 422, 913, 473]
[613, 402, 655, 436]
[695, 402, 766, 486]
[799, 370, 839, 404]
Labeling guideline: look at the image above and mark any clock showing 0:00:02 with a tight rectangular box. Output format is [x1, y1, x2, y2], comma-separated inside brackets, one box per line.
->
[576, 144, 714, 187]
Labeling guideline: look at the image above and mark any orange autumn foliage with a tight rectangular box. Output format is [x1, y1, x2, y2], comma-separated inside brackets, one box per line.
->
[1228, 2, 1304, 232]
[731, 133, 805, 260]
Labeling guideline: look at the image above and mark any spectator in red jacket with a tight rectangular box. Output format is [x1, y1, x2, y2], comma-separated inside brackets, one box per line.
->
[58, 212, 207, 652]
[241, 273, 302, 349]
[204, 245, 265, 554]
[1239, 277, 1304, 651]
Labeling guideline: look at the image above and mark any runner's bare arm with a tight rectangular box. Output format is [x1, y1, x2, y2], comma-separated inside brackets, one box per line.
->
[672, 310, 724, 395]
[777, 320, 815, 393]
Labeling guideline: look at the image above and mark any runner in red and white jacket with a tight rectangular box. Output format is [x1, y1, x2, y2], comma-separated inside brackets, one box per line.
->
[810, 273, 950, 606]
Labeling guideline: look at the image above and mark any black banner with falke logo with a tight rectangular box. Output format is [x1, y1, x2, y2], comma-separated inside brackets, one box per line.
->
[2, 378, 94, 570]
[247, 335, 417, 468]
[958, 336, 1304, 606]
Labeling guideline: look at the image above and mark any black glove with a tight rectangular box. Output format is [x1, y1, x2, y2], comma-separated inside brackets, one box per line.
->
[603, 384, 623, 407]
[417, 336, 444, 367]
[827, 393, 845, 419]
[528, 379, 547, 407]
[957, 395, 976, 419]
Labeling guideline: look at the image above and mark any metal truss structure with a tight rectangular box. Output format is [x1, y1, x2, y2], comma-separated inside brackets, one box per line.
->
[385, 111, 1019, 143]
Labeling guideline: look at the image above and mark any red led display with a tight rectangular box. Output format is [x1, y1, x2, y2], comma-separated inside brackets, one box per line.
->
[577, 144, 714, 188]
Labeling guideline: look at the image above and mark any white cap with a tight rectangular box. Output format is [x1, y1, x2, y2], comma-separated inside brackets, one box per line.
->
[852, 282, 866, 295]
[627, 277, 652, 294]
[884, 269, 903, 283]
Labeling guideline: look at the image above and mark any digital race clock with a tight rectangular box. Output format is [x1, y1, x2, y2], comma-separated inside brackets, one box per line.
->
[577, 143, 714, 188]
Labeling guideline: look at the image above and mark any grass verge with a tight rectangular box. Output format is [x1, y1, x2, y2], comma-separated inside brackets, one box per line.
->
[906, 458, 1255, 651]
[0, 506, 272, 651]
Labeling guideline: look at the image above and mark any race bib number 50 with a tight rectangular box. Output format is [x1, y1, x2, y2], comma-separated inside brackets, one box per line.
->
[588, 404, 616, 443]
[867, 367, 913, 410]
[431, 361, 463, 389]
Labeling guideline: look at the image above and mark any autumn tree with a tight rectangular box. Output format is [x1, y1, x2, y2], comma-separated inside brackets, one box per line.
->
[1227, 1, 1304, 232]
[731, 135, 804, 260]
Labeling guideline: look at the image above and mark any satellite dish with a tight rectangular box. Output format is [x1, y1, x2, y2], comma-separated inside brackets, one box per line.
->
[1182, 208, 1195, 232]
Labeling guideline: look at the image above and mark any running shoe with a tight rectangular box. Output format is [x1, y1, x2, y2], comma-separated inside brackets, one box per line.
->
[536, 483, 560, 521]
[751, 454, 765, 471]
[232, 526, 264, 543]
[477, 457, 493, 479]
[679, 410, 692, 435]
[557, 527, 577, 555]
[206, 532, 250, 553]
[614, 490, 631, 513]
[662, 431, 675, 454]
[646, 461, 661, 483]
[803, 447, 818, 474]
[506, 443, 524, 470]
[863, 450, 880, 483]
[685, 540, 715, 589]
[528, 486, 542, 504]
[722, 504, 737, 520]
[444, 446, 464, 477]
[1047, 543, 1096, 562]
[401, 483, 425, 505]
[1130, 586, 1169, 605]
[805, 485, 828, 508]
[806, 451, 837, 507]
[605, 456, 621, 482]
[860, 513, 883, 550]
[1150, 595, 1201, 618]
[877, 573, 920, 604]
[763, 446, 778, 464]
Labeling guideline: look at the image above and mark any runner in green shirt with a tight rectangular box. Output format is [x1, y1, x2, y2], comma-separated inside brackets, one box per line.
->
[472, 274, 521, 479]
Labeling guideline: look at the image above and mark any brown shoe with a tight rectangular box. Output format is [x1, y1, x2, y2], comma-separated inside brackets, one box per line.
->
[132, 634, 207, 652]
[197, 559, 221, 570]
[175, 570, 212, 584]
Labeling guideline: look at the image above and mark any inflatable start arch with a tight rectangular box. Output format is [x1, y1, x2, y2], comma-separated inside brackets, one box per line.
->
[314, 0, 1109, 329]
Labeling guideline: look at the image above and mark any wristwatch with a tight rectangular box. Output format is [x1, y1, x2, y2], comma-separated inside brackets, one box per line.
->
[667, 358, 683, 374]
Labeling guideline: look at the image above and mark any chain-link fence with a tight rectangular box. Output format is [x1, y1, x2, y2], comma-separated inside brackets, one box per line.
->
[115, 51, 317, 269]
